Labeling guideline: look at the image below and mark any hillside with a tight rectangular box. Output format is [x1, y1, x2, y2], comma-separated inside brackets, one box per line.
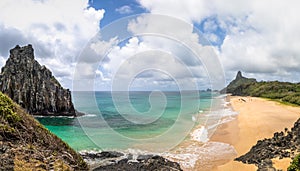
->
[222, 71, 300, 170]
[221, 71, 257, 95]
[0, 92, 88, 170]
[222, 71, 300, 106]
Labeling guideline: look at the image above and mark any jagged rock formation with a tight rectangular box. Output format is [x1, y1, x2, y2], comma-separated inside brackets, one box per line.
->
[0, 92, 88, 170]
[81, 151, 182, 171]
[0, 45, 77, 116]
[221, 71, 257, 95]
[235, 118, 300, 171]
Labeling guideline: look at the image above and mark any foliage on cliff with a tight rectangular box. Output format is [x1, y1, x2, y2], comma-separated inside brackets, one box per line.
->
[222, 71, 300, 106]
[0, 92, 88, 170]
[288, 154, 300, 171]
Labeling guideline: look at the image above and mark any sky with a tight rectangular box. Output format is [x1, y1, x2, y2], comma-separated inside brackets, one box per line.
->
[0, 0, 299, 91]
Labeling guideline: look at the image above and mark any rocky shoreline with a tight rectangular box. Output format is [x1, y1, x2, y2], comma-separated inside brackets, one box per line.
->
[235, 117, 300, 170]
[80, 151, 182, 171]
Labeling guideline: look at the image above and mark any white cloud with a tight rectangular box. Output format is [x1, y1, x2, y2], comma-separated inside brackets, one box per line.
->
[218, 0, 300, 80]
[0, 0, 104, 88]
[90, 14, 224, 91]
[115, 5, 133, 14]
[138, 0, 212, 23]
[138, 0, 300, 83]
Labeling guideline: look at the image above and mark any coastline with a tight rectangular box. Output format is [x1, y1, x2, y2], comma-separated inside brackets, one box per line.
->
[210, 96, 300, 171]
[37, 94, 300, 170]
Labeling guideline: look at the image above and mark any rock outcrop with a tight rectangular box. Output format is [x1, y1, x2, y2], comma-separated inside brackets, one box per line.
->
[0, 45, 77, 116]
[0, 92, 88, 170]
[221, 71, 257, 95]
[235, 118, 300, 170]
[81, 151, 182, 171]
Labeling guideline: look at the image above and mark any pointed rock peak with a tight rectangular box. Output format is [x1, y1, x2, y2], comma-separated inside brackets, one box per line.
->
[236, 71, 243, 79]
[220, 71, 257, 95]
[9, 44, 34, 60]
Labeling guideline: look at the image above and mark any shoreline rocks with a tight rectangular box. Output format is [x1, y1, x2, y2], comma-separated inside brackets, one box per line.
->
[235, 118, 300, 170]
[80, 151, 182, 171]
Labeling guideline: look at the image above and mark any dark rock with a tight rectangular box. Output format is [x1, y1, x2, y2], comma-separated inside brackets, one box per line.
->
[82, 151, 182, 171]
[81, 151, 124, 160]
[137, 154, 154, 161]
[92, 155, 182, 171]
[0, 45, 78, 116]
[235, 118, 300, 170]
[99, 151, 124, 159]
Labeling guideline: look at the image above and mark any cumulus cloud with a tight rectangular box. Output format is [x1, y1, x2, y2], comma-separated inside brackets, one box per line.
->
[89, 14, 224, 91]
[137, 0, 300, 83]
[138, 0, 212, 23]
[0, 25, 28, 57]
[115, 5, 133, 14]
[0, 0, 104, 88]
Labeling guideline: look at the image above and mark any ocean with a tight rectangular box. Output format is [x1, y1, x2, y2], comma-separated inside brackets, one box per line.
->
[36, 91, 233, 168]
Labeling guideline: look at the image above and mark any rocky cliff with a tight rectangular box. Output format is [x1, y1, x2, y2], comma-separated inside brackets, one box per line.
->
[0, 45, 77, 116]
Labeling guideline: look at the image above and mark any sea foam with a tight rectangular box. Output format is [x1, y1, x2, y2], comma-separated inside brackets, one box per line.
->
[190, 126, 209, 143]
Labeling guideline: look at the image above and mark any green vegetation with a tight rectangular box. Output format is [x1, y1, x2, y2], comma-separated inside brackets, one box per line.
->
[288, 154, 300, 171]
[232, 81, 300, 106]
[0, 92, 88, 170]
[0, 92, 21, 124]
[224, 72, 300, 106]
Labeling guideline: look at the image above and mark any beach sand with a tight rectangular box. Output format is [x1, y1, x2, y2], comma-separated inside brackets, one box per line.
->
[209, 96, 300, 171]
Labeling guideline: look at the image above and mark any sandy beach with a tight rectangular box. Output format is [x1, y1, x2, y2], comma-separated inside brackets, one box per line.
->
[210, 96, 300, 171]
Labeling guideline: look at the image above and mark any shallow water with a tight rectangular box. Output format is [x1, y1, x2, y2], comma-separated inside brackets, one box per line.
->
[36, 91, 222, 152]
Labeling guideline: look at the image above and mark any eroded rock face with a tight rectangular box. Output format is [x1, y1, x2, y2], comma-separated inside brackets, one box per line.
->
[0, 44, 77, 116]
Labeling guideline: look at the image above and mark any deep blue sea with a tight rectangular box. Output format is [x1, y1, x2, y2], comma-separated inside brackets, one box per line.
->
[36, 91, 219, 152]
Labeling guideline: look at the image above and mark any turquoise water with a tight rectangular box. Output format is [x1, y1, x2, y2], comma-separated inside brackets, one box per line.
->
[36, 91, 216, 151]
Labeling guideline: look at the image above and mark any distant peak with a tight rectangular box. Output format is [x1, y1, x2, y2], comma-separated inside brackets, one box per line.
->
[236, 71, 243, 79]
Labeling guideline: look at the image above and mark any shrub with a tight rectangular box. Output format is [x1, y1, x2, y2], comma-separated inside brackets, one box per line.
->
[0, 92, 21, 124]
[288, 154, 300, 171]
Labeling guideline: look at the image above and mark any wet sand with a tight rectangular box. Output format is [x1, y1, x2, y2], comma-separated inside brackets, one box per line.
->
[209, 96, 300, 171]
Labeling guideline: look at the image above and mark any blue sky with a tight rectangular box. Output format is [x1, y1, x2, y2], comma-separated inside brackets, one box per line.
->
[0, 0, 299, 91]
[77, 1, 226, 90]
[89, 0, 146, 28]
[89, 0, 226, 47]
